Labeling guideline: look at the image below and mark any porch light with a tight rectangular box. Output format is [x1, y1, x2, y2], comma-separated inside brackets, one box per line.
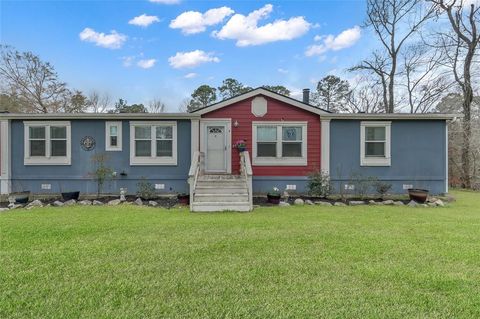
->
[234, 120, 239, 127]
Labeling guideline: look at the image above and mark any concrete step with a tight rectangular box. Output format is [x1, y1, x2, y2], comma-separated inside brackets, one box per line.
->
[191, 201, 251, 212]
[198, 175, 245, 182]
[195, 187, 248, 195]
[196, 181, 247, 188]
[194, 194, 249, 202]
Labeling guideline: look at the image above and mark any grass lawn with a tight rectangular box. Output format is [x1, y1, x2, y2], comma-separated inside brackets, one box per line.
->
[1, 191, 480, 318]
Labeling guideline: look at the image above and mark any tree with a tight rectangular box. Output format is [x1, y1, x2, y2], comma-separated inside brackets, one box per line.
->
[344, 78, 385, 114]
[262, 85, 290, 96]
[429, 0, 480, 188]
[218, 78, 252, 100]
[312, 75, 351, 112]
[0, 45, 70, 113]
[110, 99, 147, 113]
[188, 85, 217, 112]
[352, 0, 435, 113]
[68, 90, 88, 113]
[0, 93, 22, 112]
[148, 98, 166, 113]
[88, 91, 111, 113]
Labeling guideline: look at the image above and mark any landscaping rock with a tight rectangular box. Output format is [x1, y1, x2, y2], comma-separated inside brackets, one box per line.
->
[8, 204, 23, 210]
[427, 202, 437, 207]
[279, 201, 290, 206]
[294, 198, 304, 206]
[349, 200, 365, 206]
[435, 199, 445, 207]
[148, 200, 158, 207]
[427, 197, 439, 203]
[92, 200, 104, 206]
[421, 204, 428, 208]
[407, 200, 418, 207]
[383, 200, 395, 205]
[53, 200, 64, 207]
[64, 199, 76, 206]
[78, 200, 92, 206]
[334, 202, 347, 207]
[29, 199, 43, 207]
[134, 198, 143, 206]
[305, 199, 314, 205]
[107, 199, 121, 206]
[315, 201, 332, 206]
[0, 207, 9, 213]
[393, 201, 405, 206]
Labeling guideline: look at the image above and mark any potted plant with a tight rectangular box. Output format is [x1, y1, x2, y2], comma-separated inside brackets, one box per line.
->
[177, 193, 190, 205]
[267, 187, 281, 204]
[9, 191, 31, 204]
[61, 191, 80, 201]
[234, 139, 247, 152]
[407, 188, 429, 203]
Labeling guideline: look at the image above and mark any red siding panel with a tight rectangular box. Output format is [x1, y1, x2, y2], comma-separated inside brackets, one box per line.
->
[202, 95, 322, 176]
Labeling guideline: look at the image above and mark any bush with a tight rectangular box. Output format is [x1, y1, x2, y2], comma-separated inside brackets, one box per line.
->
[307, 170, 332, 198]
[136, 178, 156, 200]
[349, 173, 377, 199]
[374, 181, 393, 199]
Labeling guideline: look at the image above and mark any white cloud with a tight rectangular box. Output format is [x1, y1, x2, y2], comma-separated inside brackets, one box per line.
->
[149, 0, 180, 4]
[168, 50, 220, 69]
[277, 68, 288, 74]
[128, 14, 160, 27]
[212, 4, 310, 47]
[79, 28, 127, 49]
[170, 7, 234, 34]
[137, 59, 157, 69]
[184, 72, 198, 79]
[306, 26, 361, 57]
[121, 56, 135, 67]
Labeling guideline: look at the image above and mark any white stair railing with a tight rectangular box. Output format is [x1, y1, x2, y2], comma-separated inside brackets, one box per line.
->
[188, 151, 203, 210]
[239, 151, 253, 211]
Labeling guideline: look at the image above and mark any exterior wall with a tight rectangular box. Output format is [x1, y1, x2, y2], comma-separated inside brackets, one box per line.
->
[253, 176, 308, 194]
[10, 119, 191, 195]
[202, 95, 321, 175]
[330, 120, 447, 194]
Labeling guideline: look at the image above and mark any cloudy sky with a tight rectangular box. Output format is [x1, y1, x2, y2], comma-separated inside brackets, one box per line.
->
[1, 0, 374, 111]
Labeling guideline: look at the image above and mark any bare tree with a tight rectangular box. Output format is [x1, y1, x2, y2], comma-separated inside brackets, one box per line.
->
[0, 45, 71, 113]
[88, 91, 111, 113]
[353, 0, 435, 113]
[428, 0, 480, 188]
[343, 78, 385, 113]
[148, 98, 166, 113]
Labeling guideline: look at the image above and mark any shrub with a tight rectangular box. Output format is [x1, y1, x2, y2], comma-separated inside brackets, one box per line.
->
[90, 154, 114, 197]
[374, 181, 393, 199]
[136, 178, 156, 200]
[307, 170, 332, 198]
[349, 173, 377, 199]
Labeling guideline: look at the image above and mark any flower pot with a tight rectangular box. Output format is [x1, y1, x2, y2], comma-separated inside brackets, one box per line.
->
[237, 146, 246, 152]
[267, 194, 281, 204]
[177, 194, 190, 205]
[61, 191, 80, 201]
[10, 191, 30, 204]
[408, 188, 429, 203]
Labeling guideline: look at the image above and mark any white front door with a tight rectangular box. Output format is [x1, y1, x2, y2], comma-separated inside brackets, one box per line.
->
[206, 125, 227, 172]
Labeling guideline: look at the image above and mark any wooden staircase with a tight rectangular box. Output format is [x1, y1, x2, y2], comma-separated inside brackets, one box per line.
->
[188, 152, 253, 212]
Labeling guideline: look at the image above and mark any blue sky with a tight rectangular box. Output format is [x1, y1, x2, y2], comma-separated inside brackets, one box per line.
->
[1, 0, 373, 111]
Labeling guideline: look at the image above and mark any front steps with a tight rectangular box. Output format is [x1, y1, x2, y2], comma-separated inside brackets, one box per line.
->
[191, 174, 251, 212]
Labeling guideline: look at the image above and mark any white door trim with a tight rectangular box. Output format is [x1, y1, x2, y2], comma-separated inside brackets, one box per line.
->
[200, 119, 231, 174]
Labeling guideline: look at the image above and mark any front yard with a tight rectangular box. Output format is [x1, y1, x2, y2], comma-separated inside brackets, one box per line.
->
[1, 190, 479, 318]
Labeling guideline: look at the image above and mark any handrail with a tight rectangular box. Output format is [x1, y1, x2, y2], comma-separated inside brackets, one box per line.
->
[188, 151, 202, 210]
[240, 151, 253, 211]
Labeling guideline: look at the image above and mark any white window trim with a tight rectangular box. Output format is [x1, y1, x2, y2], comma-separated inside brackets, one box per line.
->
[24, 121, 71, 165]
[360, 121, 391, 166]
[252, 121, 307, 166]
[129, 121, 177, 166]
[105, 121, 122, 151]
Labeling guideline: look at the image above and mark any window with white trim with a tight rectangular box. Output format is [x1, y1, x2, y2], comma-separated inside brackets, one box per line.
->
[252, 122, 307, 166]
[24, 121, 71, 165]
[360, 121, 391, 166]
[129, 122, 177, 165]
[105, 121, 122, 151]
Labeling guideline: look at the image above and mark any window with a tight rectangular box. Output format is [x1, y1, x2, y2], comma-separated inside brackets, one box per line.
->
[253, 122, 307, 166]
[129, 122, 177, 165]
[24, 121, 71, 165]
[360, 121, 391, 166]
[106, 121, 122, 151]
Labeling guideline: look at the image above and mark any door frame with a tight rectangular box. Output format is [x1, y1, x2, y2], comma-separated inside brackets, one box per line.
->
[200, 119, 232, 174]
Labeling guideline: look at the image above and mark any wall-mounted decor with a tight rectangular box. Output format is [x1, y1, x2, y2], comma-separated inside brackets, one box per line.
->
[80, 136, 96, 151]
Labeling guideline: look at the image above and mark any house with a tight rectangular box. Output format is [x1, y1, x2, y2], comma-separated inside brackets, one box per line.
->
[0, 88, 456, 211]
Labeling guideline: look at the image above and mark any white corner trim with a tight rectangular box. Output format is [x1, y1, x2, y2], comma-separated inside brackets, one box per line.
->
[191, 119, 199, 160]
[0, 120, 11, 194]
[360, 121, 391, 167]
[252, 121, 308, 166]
[445, 121, 449, 193]
[320, 118, 330, 174]
[129, 121, 178, 166]
[105, 121, 122, 151]
[23, 121, 71, 166]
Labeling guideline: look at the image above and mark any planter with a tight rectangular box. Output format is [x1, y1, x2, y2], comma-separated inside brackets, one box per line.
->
[61, 191, 80, 201]
[10, 191, 30, 204]
[177, 194, 190, 205]
[408, 188, 429, 203]
[237, 146, 246, 152]
[267, 194, 281, 205]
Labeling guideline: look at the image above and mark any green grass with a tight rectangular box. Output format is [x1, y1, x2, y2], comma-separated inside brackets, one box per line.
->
[1, 191, 480, 318]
